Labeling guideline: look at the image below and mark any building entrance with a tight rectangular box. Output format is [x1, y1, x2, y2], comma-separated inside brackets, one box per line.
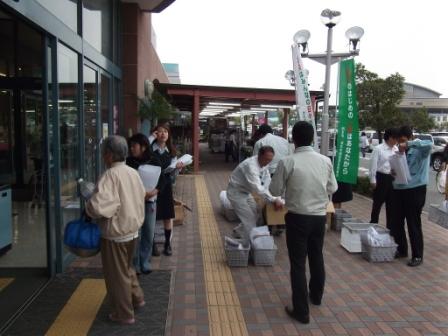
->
[0, 8, 49, 331]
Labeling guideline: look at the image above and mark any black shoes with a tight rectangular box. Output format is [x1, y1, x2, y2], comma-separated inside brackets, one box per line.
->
[394, 251, 408, 259]
[309, 296, 321, 306]
[163, 245, 172, 256]
[407, 257, 423, 267]
[141, 269, 152, 275]
[284, 306, 309, 324]
[152, 244, 160, 257]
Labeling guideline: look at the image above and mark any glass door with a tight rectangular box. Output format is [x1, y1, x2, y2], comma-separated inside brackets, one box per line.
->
[57, 43, 80, 267]
[83, 65, 98, 183]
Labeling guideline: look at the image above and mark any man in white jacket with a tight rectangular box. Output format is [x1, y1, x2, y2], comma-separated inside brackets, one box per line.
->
[227, 146, 281, 242]
[86, 135, 146, 325]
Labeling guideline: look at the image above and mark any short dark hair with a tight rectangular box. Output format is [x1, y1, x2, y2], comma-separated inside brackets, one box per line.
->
[258, 124, 273, 135]
[128, 133, 150, 149]
[398, 125, 413, 139]
[383, 128, 399, 141]
[292, 121, 314, 147]
[258, 145, 275, 156]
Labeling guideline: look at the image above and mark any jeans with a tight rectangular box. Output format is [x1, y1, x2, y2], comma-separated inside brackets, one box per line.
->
[133, 201, 157, 273]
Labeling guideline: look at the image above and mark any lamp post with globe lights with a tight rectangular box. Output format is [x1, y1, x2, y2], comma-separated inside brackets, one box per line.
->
[291, 9, 364, 156]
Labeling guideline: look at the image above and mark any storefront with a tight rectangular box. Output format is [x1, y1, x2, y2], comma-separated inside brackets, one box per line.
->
[0, 0, 124, 329]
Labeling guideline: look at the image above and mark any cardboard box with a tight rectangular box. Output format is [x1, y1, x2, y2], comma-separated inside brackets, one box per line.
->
[264, 203, 288, 226]
[173, 199, 186, 226]
[264, 201, 335, 227]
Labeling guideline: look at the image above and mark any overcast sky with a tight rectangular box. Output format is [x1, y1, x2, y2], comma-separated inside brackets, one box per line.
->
[152, 0, 447, 99]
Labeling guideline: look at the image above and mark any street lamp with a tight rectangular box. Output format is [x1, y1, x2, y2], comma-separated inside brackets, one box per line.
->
[293, 9, 364, 156]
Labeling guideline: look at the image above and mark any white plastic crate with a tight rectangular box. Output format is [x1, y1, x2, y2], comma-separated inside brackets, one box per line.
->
[331, 209, 352, 231]
[251, 245, 277, 266]
[360, 226, 397, 262]
[340, 223, 376, 253]
[225, 240, 250, 267]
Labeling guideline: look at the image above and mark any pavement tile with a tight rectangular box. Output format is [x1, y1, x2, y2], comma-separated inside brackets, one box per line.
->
[67, 146, 448, 336]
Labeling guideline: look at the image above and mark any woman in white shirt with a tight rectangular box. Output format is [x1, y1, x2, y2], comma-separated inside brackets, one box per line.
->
[369, 128, 399, 228]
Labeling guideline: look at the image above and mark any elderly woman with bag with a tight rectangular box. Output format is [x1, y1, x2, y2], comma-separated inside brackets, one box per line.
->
[86, 135, 146, 325]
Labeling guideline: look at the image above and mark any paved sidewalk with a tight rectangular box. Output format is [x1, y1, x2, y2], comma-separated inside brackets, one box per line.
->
[69, 145, 448, 335]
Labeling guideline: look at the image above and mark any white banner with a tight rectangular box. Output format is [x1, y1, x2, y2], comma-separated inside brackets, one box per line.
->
[291, 44, 318, 149]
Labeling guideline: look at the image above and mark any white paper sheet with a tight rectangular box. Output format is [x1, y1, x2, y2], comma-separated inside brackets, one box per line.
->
[163, 154, 193, 173]
[138, 165, 161, 201]
[389, 153, 411, 185]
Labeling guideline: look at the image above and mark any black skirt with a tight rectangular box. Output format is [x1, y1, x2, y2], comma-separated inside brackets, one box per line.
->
[156, 176, 175, 220]
[332, 181, 353, 203]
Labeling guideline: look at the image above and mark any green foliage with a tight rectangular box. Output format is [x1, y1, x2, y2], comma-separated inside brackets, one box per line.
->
[356, 63, 406, 134]
[411, 107, 435, 133]
[137, 89, 175, 123]
[352, 176, 373, 198]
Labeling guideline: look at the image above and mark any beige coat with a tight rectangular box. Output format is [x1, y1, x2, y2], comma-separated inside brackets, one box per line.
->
[86, 162, 145, 241]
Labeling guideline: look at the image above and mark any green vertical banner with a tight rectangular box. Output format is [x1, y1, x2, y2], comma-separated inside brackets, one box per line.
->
[335, 59, 359, 184]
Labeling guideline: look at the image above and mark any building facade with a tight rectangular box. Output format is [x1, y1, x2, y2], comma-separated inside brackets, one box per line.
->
[399, 82, 448, 126]
[0, 0, 173, 330]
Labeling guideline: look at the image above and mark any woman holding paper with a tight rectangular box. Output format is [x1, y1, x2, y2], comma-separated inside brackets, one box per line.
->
[152, 124, 183, 256]
[126, 133, 163, 274]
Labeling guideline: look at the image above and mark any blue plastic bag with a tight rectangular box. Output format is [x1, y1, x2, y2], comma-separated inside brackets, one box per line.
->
[64, 216, 100, 250]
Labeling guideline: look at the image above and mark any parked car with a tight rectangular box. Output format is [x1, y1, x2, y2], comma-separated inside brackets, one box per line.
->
[414, 133, 444, 171]
[430, 136, 447, 171]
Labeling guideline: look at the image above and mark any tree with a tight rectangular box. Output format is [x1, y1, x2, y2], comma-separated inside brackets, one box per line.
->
[356, 63, 406, 141]
[411, 107, 435, 133]
[137, 88, 175, 128]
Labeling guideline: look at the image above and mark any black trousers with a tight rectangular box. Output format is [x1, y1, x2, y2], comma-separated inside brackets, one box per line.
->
[285, 212, 326, 317]
[391, 185, 426, 259]
[370, 172, 394, 229]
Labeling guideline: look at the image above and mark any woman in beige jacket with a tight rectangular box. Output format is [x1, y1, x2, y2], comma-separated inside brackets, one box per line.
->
[86, 135, 146, 325]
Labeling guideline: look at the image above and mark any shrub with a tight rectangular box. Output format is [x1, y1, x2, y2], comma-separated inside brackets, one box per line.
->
[353, 176, 373, 198]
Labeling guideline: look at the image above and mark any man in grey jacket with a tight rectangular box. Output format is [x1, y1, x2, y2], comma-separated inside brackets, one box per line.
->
[270, 121, 338, 324]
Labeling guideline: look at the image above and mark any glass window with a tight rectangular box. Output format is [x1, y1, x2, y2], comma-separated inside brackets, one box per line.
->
[113, 78, 120, 135]
[100, 74, 110, 139]
[83, 0, 112, 59]
[83, 66, 98, 183]
[0, 10, 14, 77]
[17, 22, 43, 78]
[36, 0, 78, 32]
[57, 43, 80, 229]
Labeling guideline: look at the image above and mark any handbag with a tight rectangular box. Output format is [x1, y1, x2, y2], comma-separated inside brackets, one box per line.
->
[64, 214, 100, 257]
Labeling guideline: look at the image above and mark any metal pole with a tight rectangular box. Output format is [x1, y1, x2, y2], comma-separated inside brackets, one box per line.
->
[321, 25, 333, 156]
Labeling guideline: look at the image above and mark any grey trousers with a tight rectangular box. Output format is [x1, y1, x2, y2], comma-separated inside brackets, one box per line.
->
[227, 187, 259, 242]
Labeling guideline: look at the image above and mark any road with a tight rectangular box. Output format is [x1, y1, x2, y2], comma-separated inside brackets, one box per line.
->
[358, 152, 441, 212]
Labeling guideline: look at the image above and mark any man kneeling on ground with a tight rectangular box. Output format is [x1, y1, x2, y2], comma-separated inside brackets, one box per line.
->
[226, 146, 282, 243]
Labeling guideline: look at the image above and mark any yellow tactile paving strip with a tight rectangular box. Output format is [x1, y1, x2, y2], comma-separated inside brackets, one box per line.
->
[195, 175, 249, 336]
[0, 278, 14, 292]
[45, 279, 106, 336]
